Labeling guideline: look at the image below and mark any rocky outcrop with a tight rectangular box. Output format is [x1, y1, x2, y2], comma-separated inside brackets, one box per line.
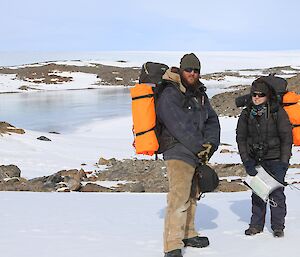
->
[0, 63, 140, 87]
[0, 122, 25, 135]
[92, 158, 248, 193]
[0, 164, 21, 179]
[1, 158, 300, 193]
[0, 168, 88, 192]
[0, 159, 250, 193]
[80, 183, 113, 192]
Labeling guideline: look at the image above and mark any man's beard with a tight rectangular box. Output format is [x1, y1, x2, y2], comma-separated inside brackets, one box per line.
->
[181, 75, 199, 88]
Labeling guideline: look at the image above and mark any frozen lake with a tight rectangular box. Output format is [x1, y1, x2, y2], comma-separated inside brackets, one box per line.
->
[0, 84, 227, 133]
[0, 88, 131, 132]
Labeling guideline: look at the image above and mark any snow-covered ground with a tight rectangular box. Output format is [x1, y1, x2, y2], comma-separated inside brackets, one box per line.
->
[0, 72, 104, 93]
[0, 188, 300, 257]
[0, 116, 133, 178]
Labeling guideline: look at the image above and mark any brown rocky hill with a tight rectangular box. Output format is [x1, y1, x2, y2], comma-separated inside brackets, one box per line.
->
[0, 62, 140, 86]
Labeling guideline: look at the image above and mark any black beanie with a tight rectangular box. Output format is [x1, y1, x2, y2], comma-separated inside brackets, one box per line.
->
[251, 81, 270, 95]
[180, 53, 201, 71]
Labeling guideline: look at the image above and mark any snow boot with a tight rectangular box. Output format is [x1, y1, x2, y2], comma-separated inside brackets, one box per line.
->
[245, 226, 263, 236]
[182, 236, 209, 248]
[273, 229, 284, 238]
[164, 249, 182, 257]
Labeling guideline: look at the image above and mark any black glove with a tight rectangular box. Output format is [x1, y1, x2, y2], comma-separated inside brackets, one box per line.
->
[197, 143, 213, 164]
[277, 161, 289, 172]
[264, 160, 289, 184]
[244, 159, 257, 176]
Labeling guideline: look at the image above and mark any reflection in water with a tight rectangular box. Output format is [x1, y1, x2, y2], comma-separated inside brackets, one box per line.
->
[0, 88, 131, 132]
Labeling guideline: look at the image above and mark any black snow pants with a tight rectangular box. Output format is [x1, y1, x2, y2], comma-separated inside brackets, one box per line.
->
[250, 160, 287, 231]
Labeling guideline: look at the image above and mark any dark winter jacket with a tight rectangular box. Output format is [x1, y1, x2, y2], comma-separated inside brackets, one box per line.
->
[156, 68, 220, 168]
[236, 99, 292, 165]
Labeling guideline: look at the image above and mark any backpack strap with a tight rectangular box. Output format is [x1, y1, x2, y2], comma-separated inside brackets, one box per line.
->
[132, 93, 154, 101]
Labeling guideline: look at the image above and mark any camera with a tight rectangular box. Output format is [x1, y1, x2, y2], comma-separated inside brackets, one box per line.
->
[250, 143, 269, 160]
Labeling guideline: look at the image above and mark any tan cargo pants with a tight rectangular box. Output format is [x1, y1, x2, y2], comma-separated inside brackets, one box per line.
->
[164, 159, 198, 252]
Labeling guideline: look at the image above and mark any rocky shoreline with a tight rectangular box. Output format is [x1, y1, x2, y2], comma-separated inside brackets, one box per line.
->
[0, 159, 248, 193]
[1, 157, 300, 193]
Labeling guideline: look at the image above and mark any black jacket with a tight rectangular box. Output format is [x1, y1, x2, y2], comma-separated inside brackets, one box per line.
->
[236, 101, 292, 164]
[156, 68, 220, 167]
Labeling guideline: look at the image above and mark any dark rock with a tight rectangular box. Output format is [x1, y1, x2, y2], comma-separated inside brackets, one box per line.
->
[49, 131, 60, 134]
[37, 136, 51, 141]
[57, 169, 87, 181]
[79, 183, 113, 192]
[0, 165, 21, 180]
[98, 157, 110, 165]
[19, 85, 29, 90]
[56, 184, 71, 192]
[64, 177, 81, 191]
[121, 182, 145, 193]
[24, 169, 87, 192]
[0, 179, 29, 191]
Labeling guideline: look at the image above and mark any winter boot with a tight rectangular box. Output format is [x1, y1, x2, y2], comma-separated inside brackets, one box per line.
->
[164, 249, 182, 257]
[244, 226, 263, 236]
[273, 229, 284, 238]
[182, 236, 209, 248]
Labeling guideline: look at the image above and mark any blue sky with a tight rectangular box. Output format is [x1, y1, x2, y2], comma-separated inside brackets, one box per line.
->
[1, 0, 300, 51]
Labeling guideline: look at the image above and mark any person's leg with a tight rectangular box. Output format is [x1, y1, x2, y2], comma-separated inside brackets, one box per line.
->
[164, 160, 195, 253]
[245, 192, 266, 235]
[183, 172, 209, 248]
[270, 187, 286, 232]
[262, 160, 287, 237]
[183, 197, 209, 247]
[184, 198, 198, 239]
[250, 192, 267, 228]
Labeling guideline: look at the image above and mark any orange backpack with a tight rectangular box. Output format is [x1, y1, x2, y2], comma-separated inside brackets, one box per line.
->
[130, 84, 159, 156]
[130, 62, 168, 156]
[282, 91, 300, 146]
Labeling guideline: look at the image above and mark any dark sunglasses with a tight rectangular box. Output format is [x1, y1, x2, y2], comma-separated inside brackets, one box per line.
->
[184, 67, 200, 74]
[251, 92, 266, 97]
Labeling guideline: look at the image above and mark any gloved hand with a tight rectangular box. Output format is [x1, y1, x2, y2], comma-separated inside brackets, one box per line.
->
[244, 159, 257, 176]
[277, 161, 289, 172]
[265, 160, 289, 183]
[197, 143, 213, 164]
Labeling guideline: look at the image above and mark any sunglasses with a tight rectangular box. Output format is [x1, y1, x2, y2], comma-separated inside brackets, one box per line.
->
[251, 92, 266, 97]
[184, 67, 200, 74]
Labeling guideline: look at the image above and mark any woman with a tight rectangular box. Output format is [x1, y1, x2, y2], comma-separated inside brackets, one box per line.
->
[236, 77, 292, 238]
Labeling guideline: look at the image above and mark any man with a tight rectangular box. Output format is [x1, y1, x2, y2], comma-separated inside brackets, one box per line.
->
[157, 53, 220, 257]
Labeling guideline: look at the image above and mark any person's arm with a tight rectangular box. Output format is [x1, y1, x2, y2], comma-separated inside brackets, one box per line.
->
[236, 110, 251, 162]
[236, 110, 257, 175]
[203, 97, 220, 151]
